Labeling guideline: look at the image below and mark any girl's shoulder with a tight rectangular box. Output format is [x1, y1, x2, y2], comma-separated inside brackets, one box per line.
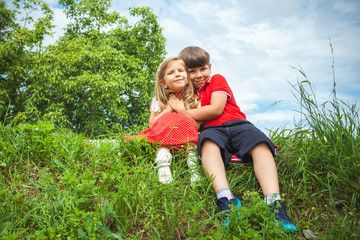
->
[150, 98, 161, 112]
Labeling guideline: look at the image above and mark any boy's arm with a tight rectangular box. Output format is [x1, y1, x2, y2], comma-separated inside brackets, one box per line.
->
[186, 92, 227, 121]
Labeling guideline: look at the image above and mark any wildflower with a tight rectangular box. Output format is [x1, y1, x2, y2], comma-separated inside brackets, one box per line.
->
[312, 207, 315, 210]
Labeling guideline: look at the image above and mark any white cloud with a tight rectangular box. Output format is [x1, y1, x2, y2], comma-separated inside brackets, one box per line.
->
[332, 1, 360, 15]
[159, 19, 194, 39]
[239, 102, 259, 112]
[247, 109, 302, 134]
[248, 110, 297, 122]
[44, 7, 69, 45]
[176, 1, 220, 24]
[214, 8, 244, 26]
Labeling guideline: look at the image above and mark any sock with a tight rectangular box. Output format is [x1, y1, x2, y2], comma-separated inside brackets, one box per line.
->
[216, 188, 234, 201]
[155, 147, 173, 184]
[187, 151, 201, 183]
[156, 147, 171, 161]
[264, 193, 281, 205]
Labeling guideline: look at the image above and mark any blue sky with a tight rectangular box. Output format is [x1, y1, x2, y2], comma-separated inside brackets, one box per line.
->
[46, 0, 360, 133]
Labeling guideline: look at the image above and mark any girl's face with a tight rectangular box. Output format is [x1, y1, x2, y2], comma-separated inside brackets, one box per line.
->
[160, 60, 188, 92]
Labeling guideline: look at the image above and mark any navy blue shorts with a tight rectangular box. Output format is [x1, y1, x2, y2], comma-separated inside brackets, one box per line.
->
[197, 120, 276, 167]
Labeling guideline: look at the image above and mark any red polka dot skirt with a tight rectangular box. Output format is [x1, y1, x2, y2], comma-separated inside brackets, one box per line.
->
[134, 112, 198, 145]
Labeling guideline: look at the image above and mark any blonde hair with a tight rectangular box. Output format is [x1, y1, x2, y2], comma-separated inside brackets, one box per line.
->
[154, 56, 199, 112]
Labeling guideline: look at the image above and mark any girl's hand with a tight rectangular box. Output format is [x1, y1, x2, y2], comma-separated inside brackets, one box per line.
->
[169, 95, 186, 114]
[164, 104, 173, 113]
[174, 91, 183, 99]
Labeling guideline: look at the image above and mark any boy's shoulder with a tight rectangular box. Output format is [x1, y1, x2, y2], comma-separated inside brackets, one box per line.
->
[212, 73, 225, 78]
[199, 74, 229, 93]
[207, 74, 229, 86]
[210, 74, 227, 82]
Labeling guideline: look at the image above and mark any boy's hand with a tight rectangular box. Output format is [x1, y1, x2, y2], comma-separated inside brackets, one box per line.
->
[186, 92, 227, 121]
[169, 95, 186, 114]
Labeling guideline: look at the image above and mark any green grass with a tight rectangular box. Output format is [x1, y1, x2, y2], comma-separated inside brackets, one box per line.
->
[0, 75, 359, 239]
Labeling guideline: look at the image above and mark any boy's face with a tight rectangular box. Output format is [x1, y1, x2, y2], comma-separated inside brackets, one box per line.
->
[188, 64, 211, 89]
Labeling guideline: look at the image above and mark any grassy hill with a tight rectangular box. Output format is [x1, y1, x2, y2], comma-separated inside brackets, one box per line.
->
[0, 80, 359, 239]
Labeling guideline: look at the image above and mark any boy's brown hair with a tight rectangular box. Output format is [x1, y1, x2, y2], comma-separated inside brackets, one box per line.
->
[178, 46, 210, 68]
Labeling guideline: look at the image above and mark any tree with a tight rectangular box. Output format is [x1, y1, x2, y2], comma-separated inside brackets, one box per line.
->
[1, 0, 166, 135]
[0, 0, 54, 123]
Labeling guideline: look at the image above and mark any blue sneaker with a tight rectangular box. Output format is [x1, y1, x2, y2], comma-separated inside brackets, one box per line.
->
[269, 200, 297, 233]
[216, 197, 241, 227]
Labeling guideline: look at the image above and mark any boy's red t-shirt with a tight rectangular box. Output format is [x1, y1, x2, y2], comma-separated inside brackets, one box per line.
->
[198, 74, 246, 128]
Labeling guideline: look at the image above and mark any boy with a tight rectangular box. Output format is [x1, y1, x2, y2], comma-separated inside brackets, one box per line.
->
[170, 46, 297, 232]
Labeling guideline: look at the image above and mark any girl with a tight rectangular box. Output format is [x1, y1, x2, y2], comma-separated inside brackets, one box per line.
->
[136, 56, 201, 184]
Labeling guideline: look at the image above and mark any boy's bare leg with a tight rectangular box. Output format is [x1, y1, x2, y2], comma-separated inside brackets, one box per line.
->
[201, 139, 229, 193]
[250, 142, 280, 196]
[250, 142, 298, 233]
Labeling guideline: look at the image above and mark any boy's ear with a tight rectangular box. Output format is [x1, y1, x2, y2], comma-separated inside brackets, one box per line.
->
[209, 64, 212, 72]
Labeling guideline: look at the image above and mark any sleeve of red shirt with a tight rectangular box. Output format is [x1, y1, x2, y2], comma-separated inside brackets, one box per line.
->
[210, 74, 232, 98]
[201, 74, 247, 127]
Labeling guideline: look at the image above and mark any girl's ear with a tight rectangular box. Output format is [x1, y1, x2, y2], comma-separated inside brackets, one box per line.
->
[160, 79, 168, 89]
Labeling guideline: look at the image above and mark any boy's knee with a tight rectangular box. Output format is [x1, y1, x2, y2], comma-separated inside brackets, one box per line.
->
[250, 142, 272, 155]
[201, 139, 221, 155]
[203, 138, 215, 146]
[202, 139, 219, 150]
[257, 142, 270, 149]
